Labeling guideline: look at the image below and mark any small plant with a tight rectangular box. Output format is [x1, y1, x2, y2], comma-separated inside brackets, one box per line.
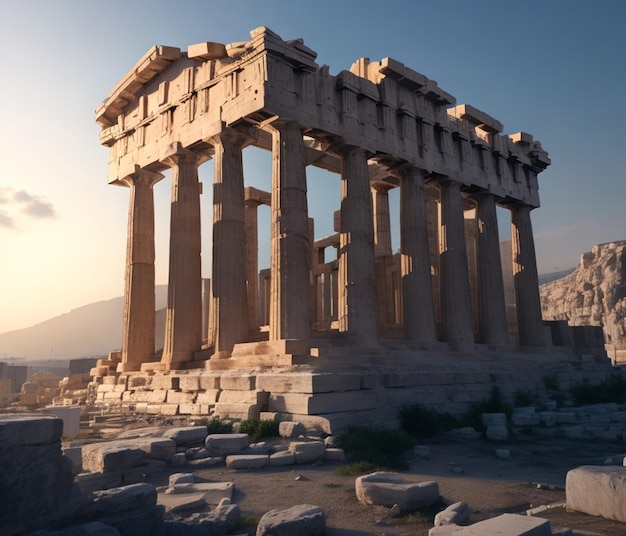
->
[543, 375, 559, 391]
[570, 377, 626, 405]
[334, 426, 415, 472]
[513, 389, 535, 407]
[461, 386, 513, 432]
[399, 403, 460, 437]
[335, 461, 380, 476]
[200, 416, 233, 434]
[238, 419, 279, 443]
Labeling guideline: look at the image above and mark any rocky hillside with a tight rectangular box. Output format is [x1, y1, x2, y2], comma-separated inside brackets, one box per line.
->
[540, 241, 626, 354]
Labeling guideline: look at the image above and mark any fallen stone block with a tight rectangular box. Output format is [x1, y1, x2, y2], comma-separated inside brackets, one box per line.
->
[566, 465, 626, 522]
[324, 448, 346, 462]
[289, 441, 326, 463]
[162, 426, 208, 447]
[279, 420, 306, 438]
[168, 472, 195, 487]
[205, 433, 249, 456]
[158, 491, 207, 513]
[92, 483, 157, 514]
[355, 472, 439, 511]
[226, 454, 269, 469]
[482, 413, 507, 426]
[485, 425, 508, 441]
[82, 443, 145, 473]
[270, 450, 296, 466]
[429, 513, 551, 535]
[256, 504, 326, 536]
[166, 481, 234, 504]
[433, 501, 471, 526]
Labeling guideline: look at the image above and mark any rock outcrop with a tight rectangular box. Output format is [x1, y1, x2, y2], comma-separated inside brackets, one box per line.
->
[540, 241, 626, 362]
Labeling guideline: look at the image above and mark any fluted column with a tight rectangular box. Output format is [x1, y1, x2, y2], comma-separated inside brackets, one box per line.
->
[474, 192, 509, 346]
[161, 146, 203, 367]
[371, 183, 393, 257]
[266, 120, 311, 341]
[120, 168, 163, 371]
[439, 179, 474, 348]
[245, 197, 261, 337]
[510, 202, 545, 346]
[399, 167, 436, 343]
[338, 146, 378, 345]
[210, 129, 249, 357]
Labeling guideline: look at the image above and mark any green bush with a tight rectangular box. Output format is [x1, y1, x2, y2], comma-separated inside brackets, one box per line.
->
[198, 416, 233, 434]
[461, 386, 513, 432]
[238, 419, 280, 443]
[399, 403, 460, 437]
[571, 377, 626, 405]
[334, 426, 415, 472]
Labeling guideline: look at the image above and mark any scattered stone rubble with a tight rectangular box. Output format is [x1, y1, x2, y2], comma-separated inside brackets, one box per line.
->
[3, 412, 626, 535]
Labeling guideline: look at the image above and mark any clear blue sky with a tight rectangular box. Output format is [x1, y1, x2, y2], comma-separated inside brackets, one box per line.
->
[1, 0, 625, 334]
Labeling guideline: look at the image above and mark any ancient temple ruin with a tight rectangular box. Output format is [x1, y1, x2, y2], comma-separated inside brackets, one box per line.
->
[93, 27, 610, 429]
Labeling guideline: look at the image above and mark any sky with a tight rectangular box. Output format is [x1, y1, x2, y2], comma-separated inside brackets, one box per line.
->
[1, 0, 625, 335]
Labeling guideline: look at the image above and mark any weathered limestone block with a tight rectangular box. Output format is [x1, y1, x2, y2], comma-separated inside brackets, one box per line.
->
[256, 504, 326, 536]
[159, 403, 180, 416]
[220, 373, 255, 390]
[433, 501, 471, 526]
[205, 433, 249, 456]
[482, 413, 507, 426]
[566, 465, 626, 522]
[166, 481, 234, 504]
[166, 390, 196, 404]
[485, 425, 508, 441]
[257, 372, 362, 394]
[213, 402, 261, 420]
[145, 390, 168, 403]
[158, 491, 207, 513]
[92, 483, 157, 514]
[429, 513, 551, 535]
[270, 450, 296, 466]
[268, 391, 376, 414]
[169, 472, 195, 487]
[82, 437, 174, 472]
[199, 372, 221, 390]
[289, 441, 326, 463]
[355, 472, 439, 511]
[226, 454, 269, 469]
[162, 426, 208, 447]
[279, 421, 306, 438]
[150, 375, 180, 390]
[0, 415, 87, 535]
[324, 448, 346, 462]
[178, 374, 200, 392]
[195, 389, 220, 404]
[219, 389, 269, 405]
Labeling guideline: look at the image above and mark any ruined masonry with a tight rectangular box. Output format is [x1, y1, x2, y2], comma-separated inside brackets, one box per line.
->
[93, 27, 614, 432]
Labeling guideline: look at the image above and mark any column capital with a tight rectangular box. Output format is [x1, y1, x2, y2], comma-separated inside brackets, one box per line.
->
[209, 126, 255, 149]
[120, 167, 164, 188]
[161, 142, 209, 168]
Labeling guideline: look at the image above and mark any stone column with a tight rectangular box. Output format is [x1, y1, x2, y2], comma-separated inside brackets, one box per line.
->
[439, 179, 474, 348]
[120, 168, 163, 371]
[338, 146, 378, 346]
[510, 202, 545, 346]
[399, 167, 436, 343]
[245, 196, 262, 337]
[371, 183, 393, 257]
[265, 120, 311, 341]
[210, 129, 249, 357]
[161, 146, 203, 368]
[474, 192, 509, 346]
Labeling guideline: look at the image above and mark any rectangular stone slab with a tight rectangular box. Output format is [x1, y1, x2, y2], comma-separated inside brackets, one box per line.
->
[566, 465, 626, 523]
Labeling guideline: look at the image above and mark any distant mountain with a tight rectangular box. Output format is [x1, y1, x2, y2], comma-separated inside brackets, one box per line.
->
[0, 286, 168, 361]
[538, 268, 576, 285]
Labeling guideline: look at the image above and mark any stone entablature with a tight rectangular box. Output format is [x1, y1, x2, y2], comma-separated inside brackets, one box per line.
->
[96, 26, 554, 374]
[97, 28, 548, 208]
